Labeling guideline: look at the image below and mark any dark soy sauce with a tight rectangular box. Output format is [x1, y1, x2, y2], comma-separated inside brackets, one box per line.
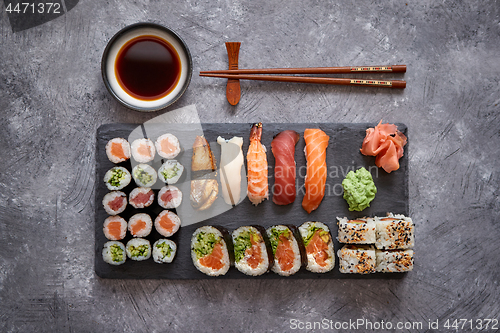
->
[115, 35, 181, 101]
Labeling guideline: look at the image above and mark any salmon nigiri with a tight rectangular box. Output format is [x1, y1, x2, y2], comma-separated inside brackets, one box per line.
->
[271, 130, 300, 205]
[302, 129, 329, 214]
[247, 123, 269, 205]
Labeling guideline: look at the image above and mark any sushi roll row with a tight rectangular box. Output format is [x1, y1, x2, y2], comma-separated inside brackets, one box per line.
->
[103, 211, 181, 240]
[102, 238, 177, 265]
[103, 186, 182, 213]
[336, 213, 415, 273]
[105, 134, 181, 164]
[191, 222, 335, 277]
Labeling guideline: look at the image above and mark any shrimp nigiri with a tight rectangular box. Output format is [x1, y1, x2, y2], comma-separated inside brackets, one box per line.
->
[247, 123, 269, 205]
[302, 129, 329, 214]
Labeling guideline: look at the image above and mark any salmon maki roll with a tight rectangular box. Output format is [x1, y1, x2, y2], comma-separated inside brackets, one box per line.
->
[154, 210, 181, 237]
[155, 133, 181, 159]
[103, 216, 127, 241]
[302, 129, 329, 213]
[191, 226, 231, 276]
[266, 225, 305, 276]
[129, 187, 154, 209]
[105, 138, 131, 163]
[298, 222, 335, 273]
[102, 191, 127, 215]
[232, 226, 273, 276]
[131, 138, 155, 163]
[128, 213, 153, 238]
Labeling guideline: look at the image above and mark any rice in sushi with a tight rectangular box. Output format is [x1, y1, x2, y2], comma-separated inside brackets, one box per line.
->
[155, 133, 181, 159]
[266, 225, 303, 276]
[336, 217, 376, 244]
[132, 163, 157, 187]
[129, 187, 154, 209]
[126, 238, 151, 261]
[131, 138, 155, 163]
[105, 138, 131, 163]
[158, 185, 182, 209]
[376, 249, 414, 273]
[102, 191, 127, 215]
[128, 213, 152, 238]
[337, 244, 376, 274]
[232, 226, 272, 276]
[153, 239, 177, 263]
[103, 216, 127, 241]
[298, 221, 335, 273]
[154, 210, 181, 237]
[191, 226, 231, 276]
[102, 241, 126, 265]
[375, 213, 414, 250]
[158, 160, 184, 184]
[104, 166, 131, 191]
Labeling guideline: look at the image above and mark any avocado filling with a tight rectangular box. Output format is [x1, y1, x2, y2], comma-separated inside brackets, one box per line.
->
[129, 244, 149, 257]
[234, 231, 261, 262]
[303, 226, 330, 247]
[192, 232, 220, 259]
[268, 228, 290, 255]
[342, 167, 377, 212]
[109, 244, 124, 262]
[108, 168, 127, 187]
[156, 241, 173, 258]
[134, 168, 153, 185]
[161, 164, 179, 181]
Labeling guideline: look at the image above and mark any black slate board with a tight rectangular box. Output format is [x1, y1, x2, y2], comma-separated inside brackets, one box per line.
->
[95, 123, 409, 279]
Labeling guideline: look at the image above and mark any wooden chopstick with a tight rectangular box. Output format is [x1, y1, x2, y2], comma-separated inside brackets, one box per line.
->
[199, 73, 406, 89]
[200, 65, 406, 75]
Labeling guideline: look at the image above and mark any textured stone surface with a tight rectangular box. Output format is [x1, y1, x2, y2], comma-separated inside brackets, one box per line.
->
[0, 0, 499, 332]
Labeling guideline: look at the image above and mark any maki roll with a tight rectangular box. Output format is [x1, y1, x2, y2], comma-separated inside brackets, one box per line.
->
[375, 213, 414, 250]
[158, 160, 184, 184]
[155, 133, 181, 159]
[158, 185, 182, 209]
[266, 225, 304, 276]
[298, 222, 335, 273]
[337, 244, 376, 274]
[129, 187, 154, 209]
[102, 191, 127, 215]
[132, 164, 157, 187]
[154, 210, 181, 237]
[128, 213, 153, 238]
[153, 239, 177, 263]
[105, 138, 131, 163]
[126, 238, 151, 261]
[104, 166, 131, 190]
[336, 217, 376, 244]
[103, 216, 127, 241]
[232, 226, 273, 276]
[102, 241, 126, 265]
[131, 138, 155, 163]
[376, 249, 414, 273]
[191, 226, 231, 276]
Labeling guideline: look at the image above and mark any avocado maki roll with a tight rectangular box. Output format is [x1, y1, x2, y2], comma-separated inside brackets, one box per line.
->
[158, 160, 184, 184]
[102, 241, 126, 265]
[132, 163, 157, 187]
[104, 166, 131, 191]
[153, 239, 177, 264]
[126, 238, 151, 261]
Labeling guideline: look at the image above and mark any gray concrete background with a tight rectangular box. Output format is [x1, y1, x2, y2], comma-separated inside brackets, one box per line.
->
[0, 0, 499, 332]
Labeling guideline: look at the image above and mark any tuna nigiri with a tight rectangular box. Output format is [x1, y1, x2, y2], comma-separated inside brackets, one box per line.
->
[302, 129, 329, 214]
[271, 130, 300, 205]
[247, 123, 269, 205]
[217, 136, 245, 205]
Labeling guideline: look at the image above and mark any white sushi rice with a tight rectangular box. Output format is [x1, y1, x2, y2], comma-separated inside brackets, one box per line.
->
[232, 226, 269, 276]
[105, 138, 131, 163]
[158, 185, 182, 209]
[337, 244, 376, 274]
[154, 210, 181, 237]
[298, 222, 335, 273]
[376, 249, 414, 273]
[155, 133, 181, 159]
[191, 226, 230, 276]
[102, 241, 126, 265]
[267, 225, 302, 276]
[128, 213, 152, 237]
[375, 213, 414, 250]
[336, 217, 376, 244]
[102, 191, 127, 215]
[104, 166, 131, 190]
[153, 239, 177, 264]
[126, 238, 151, 261]
[158, 160, 184, 184]
[132, 163, 157, 187]
[103, 216, 127, 241]
[131, 138, 156, 163]
[128, 187, 154, 209]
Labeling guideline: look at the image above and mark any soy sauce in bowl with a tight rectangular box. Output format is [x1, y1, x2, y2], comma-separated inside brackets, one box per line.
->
[115, 35, 181, 101]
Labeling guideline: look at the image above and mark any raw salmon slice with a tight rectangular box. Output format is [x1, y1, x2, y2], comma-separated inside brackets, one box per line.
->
[111, 142, 127, 160]
[306, 231, 329, 267]
[245, 235, 263, 269]
[158, 214, 175, 233]
[131, 220, 146, 235]
[199, 243, 224, 270]
[302, 129, 329, 214]
[106, 221, 123, 240]
[275, 234, 295, 271]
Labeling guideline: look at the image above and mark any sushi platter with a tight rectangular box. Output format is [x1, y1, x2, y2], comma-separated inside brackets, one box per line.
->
[95, 122, 410, 279]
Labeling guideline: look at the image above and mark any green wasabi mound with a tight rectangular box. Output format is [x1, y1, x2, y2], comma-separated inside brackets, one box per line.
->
[342, 167, 377, 212]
